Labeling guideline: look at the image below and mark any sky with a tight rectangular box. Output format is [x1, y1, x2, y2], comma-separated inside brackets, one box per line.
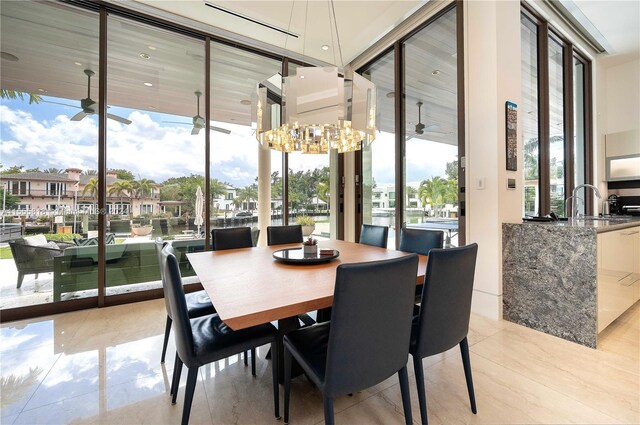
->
[1, 95, 456, 188]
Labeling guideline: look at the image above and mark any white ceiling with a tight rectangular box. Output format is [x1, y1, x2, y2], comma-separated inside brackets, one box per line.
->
[132, 0, 427, 65]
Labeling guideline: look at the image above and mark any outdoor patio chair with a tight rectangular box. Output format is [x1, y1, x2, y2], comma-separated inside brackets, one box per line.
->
[9, 235, 72, 288]
[411, 243, 478, 425]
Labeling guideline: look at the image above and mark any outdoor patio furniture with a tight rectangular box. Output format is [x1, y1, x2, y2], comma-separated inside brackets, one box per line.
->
[9, 235, 73, 288]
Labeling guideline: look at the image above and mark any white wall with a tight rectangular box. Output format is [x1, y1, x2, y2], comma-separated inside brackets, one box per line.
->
[595, 58, 640, 185]
[464, 0, 523, 319]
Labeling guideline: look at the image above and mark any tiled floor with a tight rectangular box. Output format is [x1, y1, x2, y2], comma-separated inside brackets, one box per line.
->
[1, 300, 638, 424]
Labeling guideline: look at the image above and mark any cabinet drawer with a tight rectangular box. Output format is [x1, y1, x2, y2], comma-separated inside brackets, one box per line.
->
[598, 273, 638, 333]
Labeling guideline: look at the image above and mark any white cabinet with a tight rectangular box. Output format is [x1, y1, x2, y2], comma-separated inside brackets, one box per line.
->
[597, 226, 640, 333]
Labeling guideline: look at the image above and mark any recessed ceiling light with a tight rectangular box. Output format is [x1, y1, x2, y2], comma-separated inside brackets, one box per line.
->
[431, 70, 441, 76]
[139, 53, 151, 60]
[74, 61, 82, 66]
[300, 75, 305, 79]
[321, 45, 329, 51]
[143, 82, 153, 87]
[37, 88, 47, 93]
[1, 52, 19, 61]
[240, 99, 251, 106]
[148, 45, 157, 50]
[386, 92, 395, 98]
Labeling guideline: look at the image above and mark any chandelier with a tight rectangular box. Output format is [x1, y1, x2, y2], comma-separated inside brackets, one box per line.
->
[252, 1, 376, 154]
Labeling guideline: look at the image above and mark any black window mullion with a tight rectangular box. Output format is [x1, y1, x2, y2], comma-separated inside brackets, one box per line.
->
[563, 42, 575, 215]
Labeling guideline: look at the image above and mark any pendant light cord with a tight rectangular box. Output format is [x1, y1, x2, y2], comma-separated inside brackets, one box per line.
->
[330, 0, 344, 67]
[284, 0, 295, 56]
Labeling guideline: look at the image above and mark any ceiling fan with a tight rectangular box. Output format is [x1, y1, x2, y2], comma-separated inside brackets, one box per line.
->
[406, 101, 450, 139]
[163, 91, 231, 135]
[45, 69, 131, 125]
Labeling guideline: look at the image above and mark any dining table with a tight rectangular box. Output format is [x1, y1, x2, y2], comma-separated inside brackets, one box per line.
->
[187, 238, 428, 381]
[187, 239, 428, 330]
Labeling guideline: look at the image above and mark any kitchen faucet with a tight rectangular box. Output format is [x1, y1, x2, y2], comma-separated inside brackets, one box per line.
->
[570, 184, 601, 218]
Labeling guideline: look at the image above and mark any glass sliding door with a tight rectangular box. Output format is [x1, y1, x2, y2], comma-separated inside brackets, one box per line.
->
[106, 16, 205, 293]
[402, 7, 459, 247]
[0, 2, 99, 308]
[210, 42, 282, 244]
[360, 51, 396, 247]
[521, 14, 540, 217]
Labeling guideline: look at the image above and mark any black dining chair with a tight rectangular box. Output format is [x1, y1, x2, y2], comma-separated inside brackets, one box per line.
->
[411, 243, 478, 425]
[267, 225, 303, 246]
[155, 238, 216, 364]
[398, 228, 445, 304]
[211, 226, 254, 251]
[211, 226, 256, 368]
[161, 245, 280, 425]
[359, 223, 389, 248]
[283, 254, 419, 425]
[399, 227, 444, 256]
[267, 224, 314, 327]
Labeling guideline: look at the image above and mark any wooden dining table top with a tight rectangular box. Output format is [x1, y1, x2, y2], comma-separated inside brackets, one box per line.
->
[187, 239, 428, 330]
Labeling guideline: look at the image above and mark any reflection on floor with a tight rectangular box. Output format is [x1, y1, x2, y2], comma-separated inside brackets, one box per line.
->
[1, 300, 638, 424]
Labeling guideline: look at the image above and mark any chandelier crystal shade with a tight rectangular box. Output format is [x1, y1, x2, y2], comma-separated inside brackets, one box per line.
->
[253, 66, 377, 154]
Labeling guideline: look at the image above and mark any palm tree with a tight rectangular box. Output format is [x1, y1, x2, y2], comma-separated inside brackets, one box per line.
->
[108, 180, 134, 216]
[131, 178, 157, 218]
[236, 185, 258, 211]
[43, 168, 64, 174]
[83, 169, 98, 176]
[0, 89, 42, 104]
[210, 178, 227, 215]
[418, 176, 448, 217]
[82, 177, 99, 214]
[317, 181, 329, 211]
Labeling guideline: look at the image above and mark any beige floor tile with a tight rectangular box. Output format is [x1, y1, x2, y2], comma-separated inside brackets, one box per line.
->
[471, 325, 640, 423]
[331, 392, 410, 425]
[0, 345, 60, 417]
[381, 353, 621, 425]
[13, 372, 211, 425]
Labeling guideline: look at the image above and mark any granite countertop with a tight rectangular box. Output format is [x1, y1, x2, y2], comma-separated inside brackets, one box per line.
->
[520, 216, 640, 232]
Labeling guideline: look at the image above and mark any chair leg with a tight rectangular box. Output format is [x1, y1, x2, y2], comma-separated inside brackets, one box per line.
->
[161, 315, 172, 363]
[17, 272, 24, 289]
[34, 273, 39, 279]
[170, 353, 180, 396]
[244, 350, 248, 366]
[271, 341, 280, 419]
[460, 337, 477, 414]
[413, 356, 427, 425]
[284, 347, 291, 424]
[323, 395, 335, 425]
[398, 366, 413, 425]
[251, 348, 257, 376]
[181, 367, 199, 425]
[172, 355, 183, 405]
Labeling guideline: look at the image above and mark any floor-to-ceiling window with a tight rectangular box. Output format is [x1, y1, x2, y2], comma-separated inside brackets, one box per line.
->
[0, 1, 99, 309]
[360, 50, 396, 247]
[403, 7, 459, 247]
[209, 42, 282, 241]
[105, 16, 206, 295]
[357, 4, 461, 248]
[520, 7, 593, 218]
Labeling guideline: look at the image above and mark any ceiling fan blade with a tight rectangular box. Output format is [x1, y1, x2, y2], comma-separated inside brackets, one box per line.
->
[162, 121, 190, 125]
[191, 126, 202, 135]
[70, 111, 88, 121]
[107, 113, 132, 125]
[43, 100, 81, 109]
[210, 126, 231, 134]
[424, 124, 440, 132]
